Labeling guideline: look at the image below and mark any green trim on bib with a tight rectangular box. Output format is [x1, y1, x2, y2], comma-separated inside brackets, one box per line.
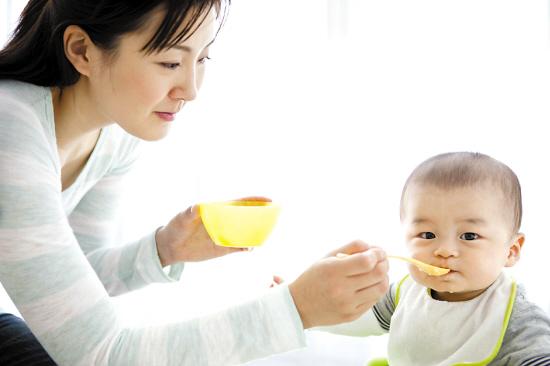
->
[368, 276, 410, 366]
[366, 358, 389, 366]
[394, 275, 410, 308]
[380, 277, 517, 366]
[453, 281, 517, 366]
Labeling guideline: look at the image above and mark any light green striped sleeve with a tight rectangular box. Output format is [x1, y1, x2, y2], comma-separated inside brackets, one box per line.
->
[68, 135, 184, 295]
[0, 94, 306, 365]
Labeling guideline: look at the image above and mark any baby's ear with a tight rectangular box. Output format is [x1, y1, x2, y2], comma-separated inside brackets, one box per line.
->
[504, 233, 525, 267]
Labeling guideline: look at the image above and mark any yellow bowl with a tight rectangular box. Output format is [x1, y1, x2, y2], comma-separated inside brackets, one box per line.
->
[199, 201, 281, 247]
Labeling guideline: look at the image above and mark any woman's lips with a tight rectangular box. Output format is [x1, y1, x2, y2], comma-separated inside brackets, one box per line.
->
[155, 112, 175, 121]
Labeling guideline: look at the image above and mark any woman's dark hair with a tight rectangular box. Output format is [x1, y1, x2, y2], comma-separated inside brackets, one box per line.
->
[0, 0, 229, 87]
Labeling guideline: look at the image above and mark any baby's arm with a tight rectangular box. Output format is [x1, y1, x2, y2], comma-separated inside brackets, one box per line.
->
[314, 282, 396, 337]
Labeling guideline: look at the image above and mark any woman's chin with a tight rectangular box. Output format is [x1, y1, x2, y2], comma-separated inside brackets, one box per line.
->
[125, 126, 172, 141]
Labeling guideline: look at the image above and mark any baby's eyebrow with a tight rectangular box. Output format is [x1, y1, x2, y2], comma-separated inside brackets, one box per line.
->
[410, 218, 433, 225]
[410, 217, 487, 226]
[458, 218, 487, 225]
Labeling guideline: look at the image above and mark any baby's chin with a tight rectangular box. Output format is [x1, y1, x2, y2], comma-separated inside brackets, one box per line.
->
[410, 272, 488, 301]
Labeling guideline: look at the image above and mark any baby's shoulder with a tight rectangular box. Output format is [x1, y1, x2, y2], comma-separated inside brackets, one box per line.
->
[494, 285, 550, 364]
[510, 285, 550, 322]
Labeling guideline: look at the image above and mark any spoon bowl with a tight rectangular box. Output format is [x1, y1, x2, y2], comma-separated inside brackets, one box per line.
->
[387, 255, 450, 276]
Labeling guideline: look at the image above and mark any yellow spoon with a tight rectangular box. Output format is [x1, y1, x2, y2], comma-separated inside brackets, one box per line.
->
[335, 253, 450, 277]
[387, 255, 450, 276]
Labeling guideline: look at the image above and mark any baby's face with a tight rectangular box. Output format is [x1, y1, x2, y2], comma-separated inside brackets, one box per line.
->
[401, 183, 522, 301]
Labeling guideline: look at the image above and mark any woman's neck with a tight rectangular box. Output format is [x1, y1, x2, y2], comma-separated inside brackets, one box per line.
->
[51, 80, 110, 189]
[51, 80, 110, 163]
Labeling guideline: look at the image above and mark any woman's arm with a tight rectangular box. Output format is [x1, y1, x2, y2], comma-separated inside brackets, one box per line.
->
[0, 99, 305, 365]
[0, 95, 389, 365]
[67, 136, 184, 295]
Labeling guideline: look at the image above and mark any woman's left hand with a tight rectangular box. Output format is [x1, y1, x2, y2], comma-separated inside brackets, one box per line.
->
[154, 196, 270, 266]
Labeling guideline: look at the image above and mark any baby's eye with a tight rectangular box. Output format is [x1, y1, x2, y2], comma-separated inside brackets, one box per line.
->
[460, 232, 479, 240]
[419, 232, 436, 239]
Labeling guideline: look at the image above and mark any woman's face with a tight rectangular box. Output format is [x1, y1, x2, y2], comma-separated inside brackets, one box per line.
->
[88, 9, 216, 140]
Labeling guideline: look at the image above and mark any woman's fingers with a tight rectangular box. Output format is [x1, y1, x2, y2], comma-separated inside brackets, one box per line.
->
[325, 240, 371, 258]
[346, 260, 389, 291]
[289, 242, 390, 329]
[354, 274, 390, 303]
[233, 196, 272, 203]
[330, 247, 387, 277]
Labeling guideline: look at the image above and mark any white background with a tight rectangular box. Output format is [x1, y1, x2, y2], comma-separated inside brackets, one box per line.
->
[2, 1, 550, 364]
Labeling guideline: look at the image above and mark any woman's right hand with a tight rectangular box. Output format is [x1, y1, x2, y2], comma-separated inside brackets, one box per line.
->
[288, 240, 389, 329]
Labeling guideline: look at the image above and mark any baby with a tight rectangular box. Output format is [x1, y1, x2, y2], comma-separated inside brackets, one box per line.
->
[322, 152, 550, 365]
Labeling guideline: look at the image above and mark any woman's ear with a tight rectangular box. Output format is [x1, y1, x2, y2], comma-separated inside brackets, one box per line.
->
[505, 233, 525, 267]
[63, 25, 96, 77]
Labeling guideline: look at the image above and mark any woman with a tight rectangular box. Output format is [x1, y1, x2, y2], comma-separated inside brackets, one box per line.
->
[0, 1, 389, 365]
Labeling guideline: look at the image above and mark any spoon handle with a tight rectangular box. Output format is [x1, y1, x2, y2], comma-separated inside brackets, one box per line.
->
[388, 255, 450, 276]
[336, 253, 449, 276]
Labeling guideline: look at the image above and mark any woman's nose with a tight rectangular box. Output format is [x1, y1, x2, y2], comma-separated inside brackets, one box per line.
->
[170, 67, 198, 102]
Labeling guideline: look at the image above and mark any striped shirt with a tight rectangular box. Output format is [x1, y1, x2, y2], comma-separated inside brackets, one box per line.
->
[0, 80, 305, 365]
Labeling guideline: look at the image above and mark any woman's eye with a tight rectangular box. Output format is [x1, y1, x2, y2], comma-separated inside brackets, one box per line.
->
[460, 232, 479, 240]
[198, 56, 211, 65]
[160, 62, 180, 70]
[419, 232, 436, 239]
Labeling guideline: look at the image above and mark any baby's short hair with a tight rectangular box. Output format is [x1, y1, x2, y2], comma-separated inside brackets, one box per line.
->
[400, 152, 522, 233]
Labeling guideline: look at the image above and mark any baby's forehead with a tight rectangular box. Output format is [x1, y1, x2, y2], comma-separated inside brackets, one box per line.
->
[411, 180, 509, 203]
[401, 181, 514, 225]
[405, 179, 499, 196]
[400, 153, 522, 232]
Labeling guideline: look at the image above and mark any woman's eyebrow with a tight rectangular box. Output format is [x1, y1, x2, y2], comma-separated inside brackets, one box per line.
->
[172, 45, 192, 52]
[172, 38, 215, 52]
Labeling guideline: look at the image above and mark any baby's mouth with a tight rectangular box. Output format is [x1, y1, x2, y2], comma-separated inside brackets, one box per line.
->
[438, 269, 458, 278]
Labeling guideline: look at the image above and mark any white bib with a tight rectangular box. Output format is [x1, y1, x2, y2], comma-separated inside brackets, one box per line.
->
[388, 273, 515, 366]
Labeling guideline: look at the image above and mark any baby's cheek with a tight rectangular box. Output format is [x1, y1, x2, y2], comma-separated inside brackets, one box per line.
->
[468, 267, 500, 290]
[408, 265, 431, 287]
